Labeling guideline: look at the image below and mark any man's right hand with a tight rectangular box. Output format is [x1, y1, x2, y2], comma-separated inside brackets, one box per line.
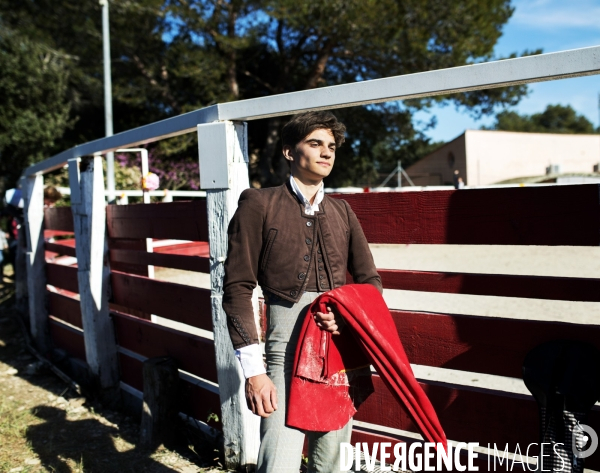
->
[245, 373, 278, 418]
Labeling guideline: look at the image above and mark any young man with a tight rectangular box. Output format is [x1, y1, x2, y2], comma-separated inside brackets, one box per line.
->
[223, 111, 382, 472]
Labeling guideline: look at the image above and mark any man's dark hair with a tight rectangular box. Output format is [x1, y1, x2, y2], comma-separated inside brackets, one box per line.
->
[281, 111, 346, 149]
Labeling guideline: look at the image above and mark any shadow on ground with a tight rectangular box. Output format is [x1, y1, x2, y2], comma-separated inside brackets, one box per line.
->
[0, 274, 223, 473]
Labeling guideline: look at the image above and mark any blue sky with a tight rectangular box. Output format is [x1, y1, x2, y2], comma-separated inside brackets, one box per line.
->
[413, 0, 600, 142]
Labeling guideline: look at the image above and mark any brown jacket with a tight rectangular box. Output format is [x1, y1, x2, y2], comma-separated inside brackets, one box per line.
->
[222, 181, 382, 349]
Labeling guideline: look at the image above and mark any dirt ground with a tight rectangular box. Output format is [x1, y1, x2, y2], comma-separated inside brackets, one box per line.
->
[0, 270, 226, 473]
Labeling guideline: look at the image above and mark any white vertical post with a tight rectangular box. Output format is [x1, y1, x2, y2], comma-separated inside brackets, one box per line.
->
[139, 149, 154, 278]
[23, 174, 51, 353]
[198, 121, 260, 470]
[70, 156, 119, 388]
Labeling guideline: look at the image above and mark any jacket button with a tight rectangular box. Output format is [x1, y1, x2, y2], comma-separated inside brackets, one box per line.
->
[304, 255, 310, 261]
[319, 275, 324, 280]
[318, 266, 323, 271]
[317, 249, 321, 254]
[318, 258, 322, 263]
[305, 238, 312, 245]
[298, 273, 306, 280]
[306, 221, 312, 227]
[290, 290, 297, 297]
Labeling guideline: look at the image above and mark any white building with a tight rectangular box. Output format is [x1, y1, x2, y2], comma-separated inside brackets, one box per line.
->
[405, 130, 600, 186]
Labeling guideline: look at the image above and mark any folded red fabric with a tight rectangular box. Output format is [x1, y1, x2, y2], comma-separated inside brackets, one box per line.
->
[286, 284, 447, 449]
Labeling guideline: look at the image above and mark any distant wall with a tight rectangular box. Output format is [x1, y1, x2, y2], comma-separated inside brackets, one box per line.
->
[404, 134, 467, 186]
[465, 130, 600, 185]
[407, 130, 600, 186]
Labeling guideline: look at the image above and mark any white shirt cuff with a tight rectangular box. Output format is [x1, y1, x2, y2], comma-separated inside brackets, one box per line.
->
[235, 343, 266, 379]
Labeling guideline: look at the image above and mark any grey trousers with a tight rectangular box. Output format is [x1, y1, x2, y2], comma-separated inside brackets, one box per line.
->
[257, 292, 353, 473]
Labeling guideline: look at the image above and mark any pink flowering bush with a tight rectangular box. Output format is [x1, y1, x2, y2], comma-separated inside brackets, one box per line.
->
[115, 148, 200, 191]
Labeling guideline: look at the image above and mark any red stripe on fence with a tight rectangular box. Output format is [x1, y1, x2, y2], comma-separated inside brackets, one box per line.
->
[48, 316, 86, 361]
[118, 352, 143, 391]
[112, 311, 217, 382]
[180, 382, 222, 430]
[45, 241, 77, 258]
[47, 292, 82, 329]
[46, 263, 79, 293]
[153, 241, 209, 256]
[372, 269, 600, 302]
[392, 311, 600, 378]
[355, 376, 537, 450]
[110, 249, 210, 273]
[44, 207, 74, 232]
[108, 239, 148, 276]
[44, 230, 73, 239]
[334, 185, 600, 245]
[106, 201, 208, 241]
[111, 271, 212, 331]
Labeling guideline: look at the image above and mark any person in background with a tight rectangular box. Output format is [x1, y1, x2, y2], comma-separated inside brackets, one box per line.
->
[0, 228, 7, 281]
[43, 186, 62, 208]
[2, 188, 23, 280]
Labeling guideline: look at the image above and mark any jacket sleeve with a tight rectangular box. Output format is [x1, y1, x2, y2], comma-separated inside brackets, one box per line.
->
[343, 200, 383, 294]
[222, 189, 264, 349]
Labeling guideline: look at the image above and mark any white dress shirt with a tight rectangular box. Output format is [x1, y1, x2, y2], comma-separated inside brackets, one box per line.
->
[234, 175, 324, 378]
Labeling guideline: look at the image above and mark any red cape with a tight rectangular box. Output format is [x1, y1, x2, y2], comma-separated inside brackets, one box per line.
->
[286, 284, 447, 448]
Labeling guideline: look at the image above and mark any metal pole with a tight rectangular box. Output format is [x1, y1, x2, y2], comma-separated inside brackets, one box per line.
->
[101, 0, 115, 202]
[397, 160, 402, 188]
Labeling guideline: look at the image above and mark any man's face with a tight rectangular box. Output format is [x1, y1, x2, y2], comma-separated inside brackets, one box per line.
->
[284, 128, 336, 183]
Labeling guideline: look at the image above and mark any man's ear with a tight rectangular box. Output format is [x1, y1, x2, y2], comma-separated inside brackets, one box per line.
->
[282, 145, 294, 162]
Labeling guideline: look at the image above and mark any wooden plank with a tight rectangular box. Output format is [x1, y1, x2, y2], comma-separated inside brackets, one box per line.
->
[108, 238, 148, 276]
[153, 241, 209, 256]
[393, 310, 600, 379]
[140, 356, 181, 449]
[106, 201, 208, 241]
[24, 174, 51, 353]
[118, 352, 144, 391]
[112, 311, 218, 382]
[46, 263, 79, 293]
[180, 381, 222, 431]
[335, 185, 600, 246]
[202, 121, 260, 469]
[71, 156, 119, 388]
[111, 271, 212, 331]
[354, 376, 600, 470]
[48, 316, 86, 361]
[44, 230, 74, 238]
[45, 241, 77, 258]
[44, 206, 74, 231]
[372, 269, 600, 302]
[356, 376, 537, 450]
[110, 249, 210, 273]
[118, 351, 222, 430]
[47, 292, 82, 329]
[110, 302, 151, 321]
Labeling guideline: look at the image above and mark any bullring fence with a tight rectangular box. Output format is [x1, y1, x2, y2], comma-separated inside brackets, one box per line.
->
[17, 45, 600, 471]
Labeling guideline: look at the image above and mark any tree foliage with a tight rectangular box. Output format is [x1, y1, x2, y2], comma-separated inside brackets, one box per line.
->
[167, 0, 528, 186]
[485, 104, 597, 135]
[1, 0, 529, 189]
[0, 24, 71, 190]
